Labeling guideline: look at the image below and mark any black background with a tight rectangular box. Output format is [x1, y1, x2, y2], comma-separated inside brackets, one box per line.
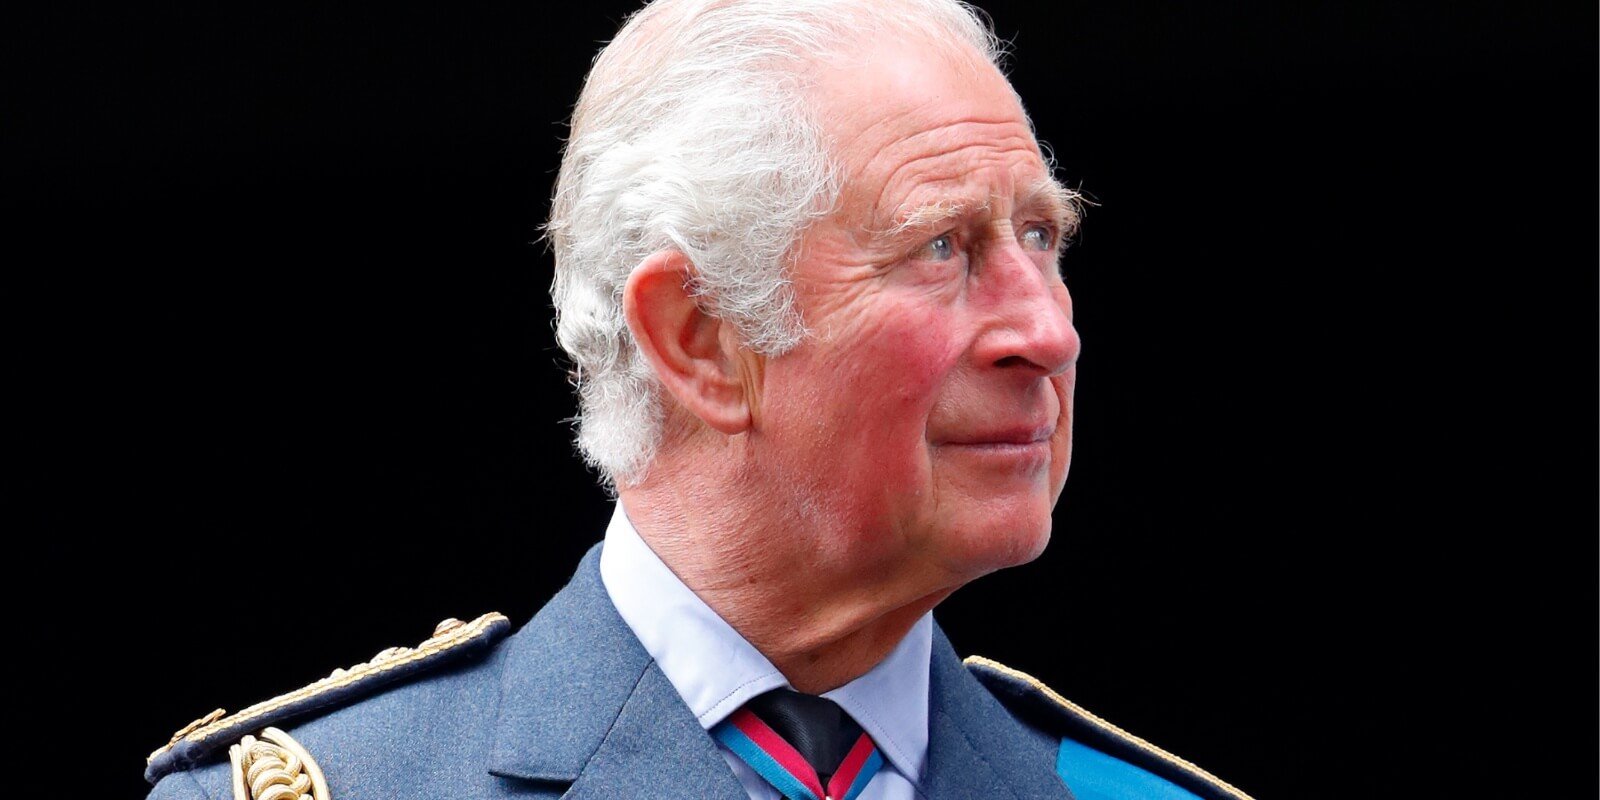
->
[11, 1, 1596, 797]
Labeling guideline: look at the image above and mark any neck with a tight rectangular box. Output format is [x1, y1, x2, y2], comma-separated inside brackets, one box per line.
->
[619, 470, 959, 694]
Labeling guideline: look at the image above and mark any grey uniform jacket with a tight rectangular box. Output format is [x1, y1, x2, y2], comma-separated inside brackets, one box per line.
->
[145, 544, 1252, 800]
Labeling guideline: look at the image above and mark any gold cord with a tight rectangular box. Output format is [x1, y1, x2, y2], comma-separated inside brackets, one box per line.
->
[228, 727, 330, 800]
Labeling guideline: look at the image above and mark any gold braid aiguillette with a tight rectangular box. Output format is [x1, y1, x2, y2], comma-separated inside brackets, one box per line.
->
[228, 727, 330, 800]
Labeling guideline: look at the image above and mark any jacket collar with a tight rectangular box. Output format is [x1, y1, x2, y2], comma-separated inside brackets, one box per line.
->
[486, 543, 746, 798]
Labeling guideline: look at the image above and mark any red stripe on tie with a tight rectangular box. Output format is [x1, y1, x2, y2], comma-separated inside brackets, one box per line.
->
[729, 708, 827, 799]
[826, 732, 877, 798]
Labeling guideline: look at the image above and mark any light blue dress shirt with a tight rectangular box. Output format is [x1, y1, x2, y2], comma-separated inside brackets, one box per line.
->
[599, 504, 931, 800]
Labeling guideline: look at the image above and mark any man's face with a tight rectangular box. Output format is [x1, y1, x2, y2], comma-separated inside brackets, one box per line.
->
[749, 42, 1080, 586]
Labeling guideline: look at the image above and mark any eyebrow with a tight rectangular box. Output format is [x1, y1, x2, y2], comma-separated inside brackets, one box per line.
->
[1025, 177, 1084, 243]
[877, 176, 1082, 246]
[891, 197, 985, 236]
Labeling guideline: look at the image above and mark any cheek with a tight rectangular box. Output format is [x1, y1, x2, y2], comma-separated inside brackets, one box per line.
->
[762, 304, 960, 488]
[848, 317, 951, 423]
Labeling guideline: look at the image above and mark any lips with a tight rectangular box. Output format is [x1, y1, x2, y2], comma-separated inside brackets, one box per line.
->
[935, 423, 1054, 447]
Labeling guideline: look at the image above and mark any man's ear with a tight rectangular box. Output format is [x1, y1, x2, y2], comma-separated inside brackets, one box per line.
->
[623, 250, 753, 435]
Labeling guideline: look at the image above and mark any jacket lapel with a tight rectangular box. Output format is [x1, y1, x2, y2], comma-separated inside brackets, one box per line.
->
[560, 665, 747, 799]
[919, 625, 1076, 800]
[485, 544, 746, 799]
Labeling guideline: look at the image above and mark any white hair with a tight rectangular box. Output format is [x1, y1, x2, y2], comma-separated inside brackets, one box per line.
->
[545, 0, 1005, 487]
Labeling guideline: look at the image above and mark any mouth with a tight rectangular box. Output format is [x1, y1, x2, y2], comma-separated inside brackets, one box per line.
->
[936, 424, 1055, 448]
[932, 424, 1055, 468]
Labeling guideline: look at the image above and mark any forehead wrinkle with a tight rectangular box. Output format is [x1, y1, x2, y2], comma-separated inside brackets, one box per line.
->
[857, 116, 1034, 167]
[870, 146, 1037, 232]
[838, 115, 1031, 186]
[866, 122, 1038, 198]
[828, 104, 928, 170]
[866, 135, 1040, 224]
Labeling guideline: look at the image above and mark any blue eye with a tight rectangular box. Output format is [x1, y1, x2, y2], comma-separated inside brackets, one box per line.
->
[917, 234, 956, 262]
[1020, 225, 1053, 251]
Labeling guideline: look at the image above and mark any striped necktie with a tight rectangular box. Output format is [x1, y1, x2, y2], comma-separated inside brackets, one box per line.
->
[712, 688, 885, 800]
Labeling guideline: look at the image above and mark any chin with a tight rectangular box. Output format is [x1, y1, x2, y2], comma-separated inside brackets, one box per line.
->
[939, 501, 1055, 579]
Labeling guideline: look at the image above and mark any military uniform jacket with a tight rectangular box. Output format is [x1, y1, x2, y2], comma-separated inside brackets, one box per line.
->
[146, 545, 1252, 799]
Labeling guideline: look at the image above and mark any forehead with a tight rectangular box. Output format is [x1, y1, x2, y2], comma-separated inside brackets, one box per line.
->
[808, 41, 1045, 224]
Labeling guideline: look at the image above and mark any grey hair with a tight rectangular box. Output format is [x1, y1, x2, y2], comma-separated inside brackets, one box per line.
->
[545, 0, 1004, 487]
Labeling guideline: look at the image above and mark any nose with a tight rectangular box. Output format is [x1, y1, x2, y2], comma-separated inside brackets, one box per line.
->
[972, 244, 1080, 376]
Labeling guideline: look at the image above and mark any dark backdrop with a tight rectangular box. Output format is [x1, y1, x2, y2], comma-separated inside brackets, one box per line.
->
[11, 1, 1596, 797]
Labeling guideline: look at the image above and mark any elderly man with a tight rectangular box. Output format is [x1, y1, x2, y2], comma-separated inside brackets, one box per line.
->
[145, 2, 1251, 798]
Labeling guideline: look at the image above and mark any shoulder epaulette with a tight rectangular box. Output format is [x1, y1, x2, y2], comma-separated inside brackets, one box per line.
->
[964, 655, 1255, 800]
[146, 612, 512, 785]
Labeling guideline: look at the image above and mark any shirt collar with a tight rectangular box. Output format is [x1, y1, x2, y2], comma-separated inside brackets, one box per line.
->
[598, 503, 932, 783]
